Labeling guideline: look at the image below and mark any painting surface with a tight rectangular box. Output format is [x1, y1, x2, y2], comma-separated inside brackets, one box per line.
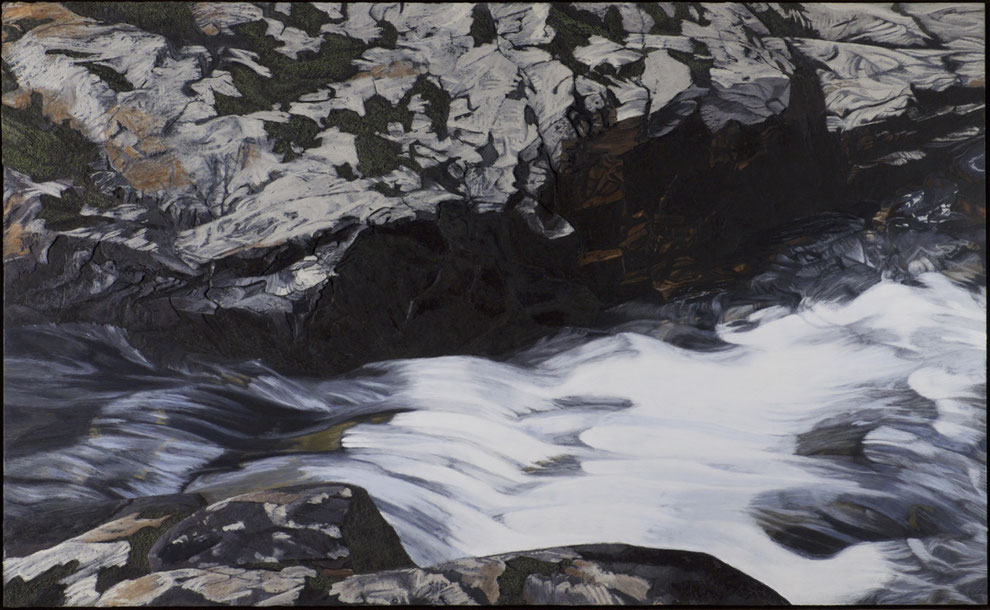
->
[2, 2, 986, 606]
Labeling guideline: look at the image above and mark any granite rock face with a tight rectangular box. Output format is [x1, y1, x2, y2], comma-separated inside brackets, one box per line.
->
[2, 2, 985, 373]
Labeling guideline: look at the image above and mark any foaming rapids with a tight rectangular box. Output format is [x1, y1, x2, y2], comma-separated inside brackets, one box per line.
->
[3, 141, 986, 605]
[4, 271, 985, 604]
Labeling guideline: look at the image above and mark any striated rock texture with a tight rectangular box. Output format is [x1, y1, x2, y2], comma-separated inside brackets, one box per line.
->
[2, 2, 986, 373]
[315, 544, 789, 605]
[2, 484, 411, 607]
[2, 483, 789, 606]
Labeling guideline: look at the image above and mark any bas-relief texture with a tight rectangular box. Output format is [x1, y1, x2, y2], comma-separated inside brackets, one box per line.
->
[2, 2, 986, 607]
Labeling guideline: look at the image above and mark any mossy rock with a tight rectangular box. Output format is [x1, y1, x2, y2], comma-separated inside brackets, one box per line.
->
[265, 114, 322, 162]
[62, 2, 202, 43]
[2, 560, 80, 607]
[94, 504, 205, 594]
[214, 20, 368, 116]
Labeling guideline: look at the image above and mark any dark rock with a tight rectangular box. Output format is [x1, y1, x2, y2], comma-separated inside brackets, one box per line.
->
[148, 484, 413, 574]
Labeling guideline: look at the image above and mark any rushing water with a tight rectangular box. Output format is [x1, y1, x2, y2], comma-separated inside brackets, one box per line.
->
[5, 271, 985, 604]
[4, 145, 987, 604]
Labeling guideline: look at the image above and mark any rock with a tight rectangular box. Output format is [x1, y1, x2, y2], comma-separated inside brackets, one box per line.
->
[2, 494, 204, 606]
[2, 3, 984, 374]
[148, 484, 413, 574]
[96, 565, 316, 606]
[317, 544, 790, 605]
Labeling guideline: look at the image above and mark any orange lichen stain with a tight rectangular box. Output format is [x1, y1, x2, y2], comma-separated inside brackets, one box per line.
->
[109, 105, 165, 139]
[967, 76, 984, 88]
[2, 2, 73, 24]
[137, 137, 169, 155]
[2, 2, 92, 39]
[101, 105, 191, 191]
[578, 249, 623, 266]
[239, 142, 261, 168]
[3, 221, 34, 259]
[1, 88, 32, 109]
[201, 23, 220, 36]
[124, 156, 191, 191]
[3, 193, 39, 260]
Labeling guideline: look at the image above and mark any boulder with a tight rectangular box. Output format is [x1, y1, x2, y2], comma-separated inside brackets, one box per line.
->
[148, 484, 413, 574]
[317, 543, 789, 605]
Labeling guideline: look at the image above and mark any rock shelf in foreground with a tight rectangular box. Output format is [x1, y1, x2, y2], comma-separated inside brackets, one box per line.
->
[3, 483, 788, 606]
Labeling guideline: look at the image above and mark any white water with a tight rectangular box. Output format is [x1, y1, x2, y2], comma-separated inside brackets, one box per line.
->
[141, 272, 982, 605]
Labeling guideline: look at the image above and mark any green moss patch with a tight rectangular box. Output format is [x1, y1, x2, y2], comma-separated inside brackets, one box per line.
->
[320, 74, 450, 177]
[335, 162, 358, 181]
[94, 508, 196, 594]
[541, 4, 615, 80]
[668, 40, 715, 77]
[265, 114, 321, 162]
[2, 560, 80, 607]
[272, 2, 334, 37]
[602, 6, 627, 44]
[45, 48, 98, 59]
[470, 4, 497, 47]
[617, 56, 646, 80]
[637, 3, 681, 35]
[214, 20, 368, 116]
[2, 92, 121, 228]
[407, 76, 451, 139]
[1, 92, 99, 183]
[82, 62, 134, 93]
[353, 133, 401, 177]
[375, 20, 398, 50]
[496, 556, 571, 604]
[63, 2, 202, 43]
[372, 182, 402, 196]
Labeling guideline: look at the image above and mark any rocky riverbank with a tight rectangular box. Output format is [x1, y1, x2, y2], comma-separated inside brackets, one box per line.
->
[3, 483, 788, 606]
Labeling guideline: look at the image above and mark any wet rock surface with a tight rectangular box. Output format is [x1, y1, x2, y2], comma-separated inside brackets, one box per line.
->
[2, 2, 984, 375]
